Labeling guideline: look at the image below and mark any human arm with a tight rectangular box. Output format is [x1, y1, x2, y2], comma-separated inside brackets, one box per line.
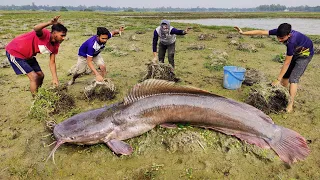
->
[49, 53, 59, 86]
[170, 28, 188, 35]
[34, 15, 60, 37]
[152, 52, 158, 62]
[152, 30, 159, 61]
[86, 56, 104, 82]
[272, 43, 295, 86]
[271, 55, 293, 86]
[234, 26, 269, 35]
[110, 26, 125, 36]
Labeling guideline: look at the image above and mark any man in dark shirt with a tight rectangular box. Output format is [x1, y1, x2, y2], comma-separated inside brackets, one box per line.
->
[152, 20, 189, 69]
[234, 23, 314, 112]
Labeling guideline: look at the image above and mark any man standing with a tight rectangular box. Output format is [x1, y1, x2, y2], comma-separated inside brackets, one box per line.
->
[68, 27, 123, 85]
[5, 16, 68, 96]
[234, 23, 314, 112]
[152, 20, 189, 68]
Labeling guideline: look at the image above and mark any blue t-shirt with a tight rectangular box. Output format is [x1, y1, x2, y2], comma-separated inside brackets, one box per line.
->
[78, 33, 112, 57]
[269, 29, 313, 56]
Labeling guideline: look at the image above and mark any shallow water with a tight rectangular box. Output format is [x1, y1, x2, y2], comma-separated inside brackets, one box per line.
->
[171, 18, 320, 35]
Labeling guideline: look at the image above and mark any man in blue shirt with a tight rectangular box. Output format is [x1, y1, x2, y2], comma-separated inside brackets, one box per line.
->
[152, 20, 189, 68]
[234, 23, 314, 112]
[68, 27, 123, 85]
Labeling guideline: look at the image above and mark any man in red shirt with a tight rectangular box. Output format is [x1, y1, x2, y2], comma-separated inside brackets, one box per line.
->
[5, 16, 68, 96]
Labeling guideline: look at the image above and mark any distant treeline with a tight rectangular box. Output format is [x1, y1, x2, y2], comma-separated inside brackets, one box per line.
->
[1, 4, 320, 12]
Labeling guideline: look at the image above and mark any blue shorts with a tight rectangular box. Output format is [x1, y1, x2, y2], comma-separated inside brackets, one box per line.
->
[6, 51, 42, 75]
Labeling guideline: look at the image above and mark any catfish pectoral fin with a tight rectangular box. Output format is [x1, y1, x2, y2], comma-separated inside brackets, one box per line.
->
[105, 139, 133, 155]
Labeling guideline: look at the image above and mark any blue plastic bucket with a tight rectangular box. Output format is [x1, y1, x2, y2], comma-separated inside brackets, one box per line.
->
[223, 66, 246, 90]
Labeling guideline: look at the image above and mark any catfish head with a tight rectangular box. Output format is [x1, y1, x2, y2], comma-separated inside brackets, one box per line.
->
[46, 102, 122, 163]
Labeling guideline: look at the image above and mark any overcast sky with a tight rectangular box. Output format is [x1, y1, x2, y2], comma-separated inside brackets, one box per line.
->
[0, 0, 319, 8]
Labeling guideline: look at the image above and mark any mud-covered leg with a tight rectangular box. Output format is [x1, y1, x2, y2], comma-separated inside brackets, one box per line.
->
[287, 83, 298, 113]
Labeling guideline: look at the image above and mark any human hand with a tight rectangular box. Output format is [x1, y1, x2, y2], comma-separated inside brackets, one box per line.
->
[52, 79, 59, 86]
[119, 26, 125, 36]
[50, 15, 60, 25]
[96, 74, 104, 82]
[152, 56, 158, 63]
[234, 26, 243, 34]
[185, 27, 192, 33]
[271, 79, 281, 87]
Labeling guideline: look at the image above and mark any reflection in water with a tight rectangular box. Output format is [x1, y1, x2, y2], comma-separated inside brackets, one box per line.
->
[171, 18, 320, 35]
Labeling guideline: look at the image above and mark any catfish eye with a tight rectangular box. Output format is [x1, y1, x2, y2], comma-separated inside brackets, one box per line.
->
[70, 137, 75, 140]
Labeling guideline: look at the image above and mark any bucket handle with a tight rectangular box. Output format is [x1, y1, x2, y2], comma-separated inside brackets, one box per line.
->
[227, 70, 245, 81]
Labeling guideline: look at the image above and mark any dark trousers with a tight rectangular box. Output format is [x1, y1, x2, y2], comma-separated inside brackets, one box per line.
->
[158, 42, 176, 68]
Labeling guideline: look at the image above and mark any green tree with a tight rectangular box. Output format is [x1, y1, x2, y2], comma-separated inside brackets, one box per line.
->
[60, 6, 68, 11]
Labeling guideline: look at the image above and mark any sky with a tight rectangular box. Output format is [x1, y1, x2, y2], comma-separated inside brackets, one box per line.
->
[0, 0, 319, 8]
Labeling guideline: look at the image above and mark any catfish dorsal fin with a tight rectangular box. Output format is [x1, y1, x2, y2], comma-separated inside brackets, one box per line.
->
[124, 79, 212, 105]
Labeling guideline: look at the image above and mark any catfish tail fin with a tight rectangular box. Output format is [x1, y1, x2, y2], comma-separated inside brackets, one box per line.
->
[269, 126, 310, 164]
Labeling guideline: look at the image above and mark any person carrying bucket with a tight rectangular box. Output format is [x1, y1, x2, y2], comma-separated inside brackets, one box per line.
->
[234, 23, 314, 113]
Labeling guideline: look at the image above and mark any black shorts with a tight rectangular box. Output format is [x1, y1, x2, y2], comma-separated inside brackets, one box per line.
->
[283, 55, 313, 83]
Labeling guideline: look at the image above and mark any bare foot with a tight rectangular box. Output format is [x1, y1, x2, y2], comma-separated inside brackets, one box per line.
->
[286, 102, 293, 113]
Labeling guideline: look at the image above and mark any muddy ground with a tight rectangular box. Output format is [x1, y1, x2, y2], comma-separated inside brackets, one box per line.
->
[0, 11, 319, 179]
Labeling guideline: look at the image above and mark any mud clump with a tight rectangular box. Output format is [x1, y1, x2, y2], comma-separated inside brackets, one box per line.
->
[135, 30, 146, 34]
[314, 45, 320, 54]
[237, 43, 258, 53]
[52, 85, 75, 113]
[1, 34, 15, 39]
[250, 35, 268, 39]
[111, 49, 128, 57]
[129, 34, 139, 41]
[243, 68, 263, 86]
[141, 62, 179, 82]
[187, 44, 205, 50]
[84, 78, 117, 101]
[129, 44, 140, 52]
[226, 33, 242, 39]
[254, 42, 266, 48]
[0, 41, 7, 49]
[0, 58, 10, 68]
[246, 85, 289, 114]
[205, 50, 229, 71]
[198, 33, 217, 41]
[229, 40, 239, 46]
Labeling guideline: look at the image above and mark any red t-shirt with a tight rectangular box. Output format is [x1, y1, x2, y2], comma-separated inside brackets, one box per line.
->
[5, 29, 60, 59]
